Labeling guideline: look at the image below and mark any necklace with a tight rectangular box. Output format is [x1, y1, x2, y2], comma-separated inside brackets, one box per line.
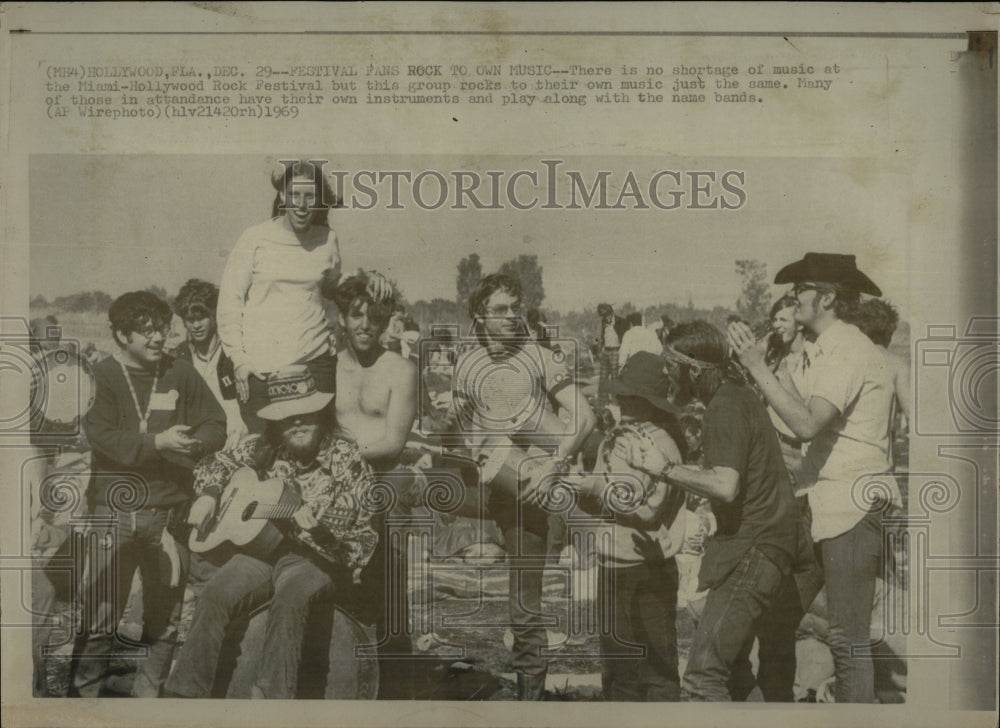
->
[116, 353, 159, 434]
[192, 336, 221, 364]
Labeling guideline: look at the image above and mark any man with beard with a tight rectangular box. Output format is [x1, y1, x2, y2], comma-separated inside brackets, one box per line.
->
[454, 273, 596, 700]
[728, 252, 896, 704]
[623, 321, 799, 701]
[163, 366, 377, 699]
[324, 273, 419, 697]
[69, 291, 227, 697]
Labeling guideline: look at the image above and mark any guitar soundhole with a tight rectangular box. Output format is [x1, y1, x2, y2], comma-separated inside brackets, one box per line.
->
[242, 501, 258, 521]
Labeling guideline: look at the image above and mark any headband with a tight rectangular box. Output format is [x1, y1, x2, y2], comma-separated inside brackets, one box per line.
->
[662, 344, 723, 372]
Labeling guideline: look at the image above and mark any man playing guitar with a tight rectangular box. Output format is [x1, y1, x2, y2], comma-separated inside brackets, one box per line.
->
[164, 366, 377, 699]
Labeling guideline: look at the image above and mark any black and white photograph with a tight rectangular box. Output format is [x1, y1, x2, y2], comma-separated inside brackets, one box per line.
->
[0, 4, 996, 728]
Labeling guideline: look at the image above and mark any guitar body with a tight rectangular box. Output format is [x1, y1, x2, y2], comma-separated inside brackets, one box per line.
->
[189, 468, 298, 558]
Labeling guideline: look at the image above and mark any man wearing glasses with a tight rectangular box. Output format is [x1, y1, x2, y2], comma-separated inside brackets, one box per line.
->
[452, 273, 595, 700]
[69, 291, 226, 697]
[727, 253, 897, 704]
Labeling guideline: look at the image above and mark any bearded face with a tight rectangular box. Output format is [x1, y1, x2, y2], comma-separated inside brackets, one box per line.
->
[279, 411, 325, 462]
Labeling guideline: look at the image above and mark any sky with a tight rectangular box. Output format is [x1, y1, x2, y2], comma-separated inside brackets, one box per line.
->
[30, 154, 914, 318]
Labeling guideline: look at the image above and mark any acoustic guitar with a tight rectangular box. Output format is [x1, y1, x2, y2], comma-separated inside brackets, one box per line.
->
[188, 467, 304, 559]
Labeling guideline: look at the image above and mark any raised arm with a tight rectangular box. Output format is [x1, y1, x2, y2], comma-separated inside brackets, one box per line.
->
[729, 322, 839, 441]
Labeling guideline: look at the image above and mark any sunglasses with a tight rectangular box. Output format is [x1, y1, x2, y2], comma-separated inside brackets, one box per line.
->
[791, 282, 826, 297]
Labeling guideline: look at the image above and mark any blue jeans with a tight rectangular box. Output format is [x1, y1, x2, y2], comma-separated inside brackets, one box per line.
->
[817, 509, 883, 703]
[489, 494, 549, 687]
[599, 559, 680, 701]
[727, 570, 802, 701]
[69, 505, 187, 697]
[164, 551, 333, 699]
[684, 546, 786, 701]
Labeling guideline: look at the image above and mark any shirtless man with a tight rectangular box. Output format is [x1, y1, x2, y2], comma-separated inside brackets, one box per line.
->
[327, 274, 417, 470]
[324, 273, 419, 697]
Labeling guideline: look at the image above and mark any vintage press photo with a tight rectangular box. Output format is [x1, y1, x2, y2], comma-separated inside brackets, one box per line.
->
[0, 4, 997, 727]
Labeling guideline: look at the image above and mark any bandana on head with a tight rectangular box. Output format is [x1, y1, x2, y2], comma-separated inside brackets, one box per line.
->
[662, 345, 721, 372]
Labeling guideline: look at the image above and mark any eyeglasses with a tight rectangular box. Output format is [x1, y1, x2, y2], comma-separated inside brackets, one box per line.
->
[485, 303, 523, 317]
[135, 323, 170, 340]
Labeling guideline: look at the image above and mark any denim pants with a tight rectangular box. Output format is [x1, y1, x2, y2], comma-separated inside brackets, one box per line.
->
[351, 510, 414, 699]
[69, 505, 187, 698]
[683, 546, 786, 701]
[599, 559, 680, 701]
[238, 352, 337, 435]
[489, 495, 549, 681]
[810, 509, 883, 703]
[727, 570, 802, 702]
[164, 551, 333, 699]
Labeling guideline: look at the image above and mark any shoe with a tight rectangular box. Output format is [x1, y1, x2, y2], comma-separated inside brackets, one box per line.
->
[516, 672, 547, 701]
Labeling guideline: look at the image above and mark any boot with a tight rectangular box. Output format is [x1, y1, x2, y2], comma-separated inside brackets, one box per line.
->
[516, 672, 547, 701]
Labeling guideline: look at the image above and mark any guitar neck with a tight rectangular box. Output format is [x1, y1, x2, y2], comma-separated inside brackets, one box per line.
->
[249, 503, 299, 521]
[248, 502, 354, 525]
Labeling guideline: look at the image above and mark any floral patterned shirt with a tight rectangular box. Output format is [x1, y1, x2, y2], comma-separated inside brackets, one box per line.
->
[194, 433, 378, 577]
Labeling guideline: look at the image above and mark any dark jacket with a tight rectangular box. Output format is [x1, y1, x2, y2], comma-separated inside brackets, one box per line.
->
[172, 340, 238, 401]
[600, 315, 629, 348]
[84, 354, 227, 508]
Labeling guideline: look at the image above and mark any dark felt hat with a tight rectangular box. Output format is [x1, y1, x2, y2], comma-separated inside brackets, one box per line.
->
[774, 253, 882, 297]
[606, 351, 679, 415]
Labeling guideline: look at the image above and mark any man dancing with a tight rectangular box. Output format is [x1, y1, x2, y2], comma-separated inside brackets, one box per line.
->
[623, 321, 799, 701]
[454, 273, 595, 700]
[164, 366, 378, 699]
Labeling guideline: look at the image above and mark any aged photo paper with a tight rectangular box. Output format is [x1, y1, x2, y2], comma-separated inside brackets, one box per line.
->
[1, 3, 997, 727]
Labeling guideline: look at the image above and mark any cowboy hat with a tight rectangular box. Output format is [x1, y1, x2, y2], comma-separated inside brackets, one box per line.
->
[774, 252, 882, 297]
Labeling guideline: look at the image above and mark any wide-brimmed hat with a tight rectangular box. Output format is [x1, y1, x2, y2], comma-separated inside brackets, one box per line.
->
[606, 351, 679, 415]
[256, 365, 334, 421]
[774, 252, 882, 297]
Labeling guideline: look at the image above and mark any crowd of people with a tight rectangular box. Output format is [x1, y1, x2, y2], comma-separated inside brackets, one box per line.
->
[28, 161, 909, 703]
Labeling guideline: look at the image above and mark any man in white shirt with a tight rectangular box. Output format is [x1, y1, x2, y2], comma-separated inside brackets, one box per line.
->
[728, 252, 895, 704]
[618, 312, 664, 365]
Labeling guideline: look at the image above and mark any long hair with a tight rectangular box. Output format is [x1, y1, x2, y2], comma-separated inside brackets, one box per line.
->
[321, 272, 394, 331]
[269, 159, 340, 223]
[767, 294, 799, 365]
[814, 283, 861, 322]
[173, 279, 219, 320]
[849, 297, 898, 348]
[665, 321, 733, 404]
[249, 417, 332, 478]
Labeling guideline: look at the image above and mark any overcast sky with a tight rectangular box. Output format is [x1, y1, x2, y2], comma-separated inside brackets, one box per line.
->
[30, 154, 912, 318]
